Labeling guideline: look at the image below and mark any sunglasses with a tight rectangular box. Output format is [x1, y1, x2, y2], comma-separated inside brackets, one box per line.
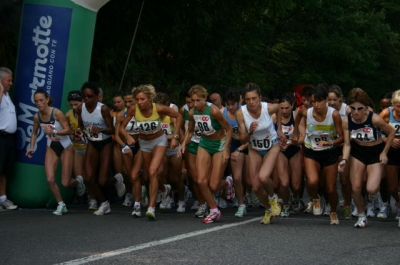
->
[349, 105, 365, 111]
[83, 94, 95, 99]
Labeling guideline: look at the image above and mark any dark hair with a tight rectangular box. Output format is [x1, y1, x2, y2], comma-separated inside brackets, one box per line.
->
[123, 88, 133, 97]
[67, 90, 82, 101]
[268, 87, 282, 102]
[81, 81, 100, 95]
[243, 82, 261, 98]
[34, 89, 54, 106]
[380, 91, 393, 100]
[112, 91, 124, 99]
[348, 88, 371, 107]
[313, 84, 329, 101]
[300, 85, 314, 97]
[154, 92, 170, 106]
[328, 84, 343, 98]
[224, 87, 241, 103]
[279, 92, 295, 106]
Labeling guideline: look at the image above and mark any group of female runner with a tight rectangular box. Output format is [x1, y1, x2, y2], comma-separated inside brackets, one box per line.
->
[25, 81, 400, 228]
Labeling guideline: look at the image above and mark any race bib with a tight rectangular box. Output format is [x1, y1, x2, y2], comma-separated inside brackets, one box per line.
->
[250, 135, 276, 151]
[194, 115, 216, 136]
[125, 118, 139, 135]
[350, 127, 375, 142]
[40, 124, 61, 141]
[310, 133, 332, 150]
[389, 122, 400, 137]
[161, 122, 172, 135]
[84, 125, 104, 141]
[137, 121, 160, 135]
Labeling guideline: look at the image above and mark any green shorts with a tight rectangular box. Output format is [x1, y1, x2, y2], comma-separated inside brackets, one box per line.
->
[199, 137, 226, 156]
[187, 141, 199, 155]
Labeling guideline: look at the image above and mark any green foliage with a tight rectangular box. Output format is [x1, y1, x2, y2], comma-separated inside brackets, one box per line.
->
[1, 0, 400, 106]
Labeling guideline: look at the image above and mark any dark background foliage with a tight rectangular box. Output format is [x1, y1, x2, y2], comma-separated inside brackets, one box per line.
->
[2, 0, 400, 106]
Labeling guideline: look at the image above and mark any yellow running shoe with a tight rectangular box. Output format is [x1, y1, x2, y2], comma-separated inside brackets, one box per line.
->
[269, 194, 281, 216]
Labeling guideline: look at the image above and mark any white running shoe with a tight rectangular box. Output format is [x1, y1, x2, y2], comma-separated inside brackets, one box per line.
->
[377, 202, 388, 218]
[53, 203, 67, 216]
[160, 184, 171, 209]
[123, 193, 133, 207]
[191, 200, 200, 211]
[304, 201, 314, 214]
[177, 201, 186, 213]
[366, 203, 375, 217]
[354, 214, 368, 228]
[0, 199, 18, 210]
[146, 207, 155, 220]
[225, 175, 235, 200]
[141, 186, 149, 207]
[313, 197, 323, 216]
[218, 197, 228, 209]
[94, 201, 111, 215]
[323, 203, 331, 216]
[76, 175, 86, 196]
[281, 205, 290, 217]
[88, 199, 98, 210]
[132, 205, 141, 218]
[114, 173, 126, 198]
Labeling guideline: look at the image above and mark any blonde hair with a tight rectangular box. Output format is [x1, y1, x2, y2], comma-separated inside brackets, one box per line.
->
[391, 90, 400, 104]
[132, 84, 156, 101]
[189, 85, 208, 98]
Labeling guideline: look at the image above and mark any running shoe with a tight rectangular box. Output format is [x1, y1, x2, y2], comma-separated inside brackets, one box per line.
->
[114, 173, 126, 198]
[245, 192, 253, 208]
[218, 197, 228, 209]
[191, 200, 200, 211]
[323, 203, 331, 216]
[260, 209, 274, 225]
[202, 210, 222, 223]
[123, 193, 133, 207]
[354, 215, 368, 228]
[377, 202, 388, 218]
[330, 212, 339, 225]
[366, 203, 375, 217]
[235, 205, 247, 217]
[232, 197, 239, 208]
[281, 205, 290, 217]
[313, 198, 323, 216]
[94, 201, 111, 215]
[132, 205, 141, 218]
[177, 201, 186, 213]
[53, 203, 67, 216]
[0, 199, 17, 210]
[88, 199, 98, 210]
[251, 190, 260, 204]
[76, 175, 86, 197]
[146, 207, 155, 220]
[184, 185, 192, 202]
[225, 175, 235, 200]
[343, 205, 352, 220]
[292, 197, 301, 213]
[194, 204, 209, 218]
[304, 201, 313, 214]
[160, 184, 171, 209]
[141, 186, 149, 207]
[269, 194, 281, 216]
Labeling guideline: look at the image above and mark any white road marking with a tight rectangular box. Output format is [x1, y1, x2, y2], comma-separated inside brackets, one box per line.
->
[56, 217, 260, 265]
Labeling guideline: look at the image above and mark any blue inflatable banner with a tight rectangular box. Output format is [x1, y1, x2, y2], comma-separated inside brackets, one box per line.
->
[14, 3, 72, 165]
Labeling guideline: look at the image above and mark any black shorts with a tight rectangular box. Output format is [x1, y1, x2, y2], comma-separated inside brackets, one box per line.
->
[282, 145, 301, 160]
[304, 147, 340, 168]
[387, 146, 400, 166]
[350, 141, 384, 165]
[230, 138, 248, 155]
[88, 137, 113, 152]
[129, 142, 140, 157]
[0, 133, 15, 176]
[50, 141, 65, 157]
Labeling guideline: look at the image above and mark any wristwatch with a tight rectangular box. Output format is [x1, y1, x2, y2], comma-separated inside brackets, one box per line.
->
[173, 134, 180, 140]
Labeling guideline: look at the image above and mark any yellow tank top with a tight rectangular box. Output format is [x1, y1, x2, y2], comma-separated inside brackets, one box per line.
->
[68, 109, 87, 150]
[135, 103, 162, 135]
[160, 115, 175, 135]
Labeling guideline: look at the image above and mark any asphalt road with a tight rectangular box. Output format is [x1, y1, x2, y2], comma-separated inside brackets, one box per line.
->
[1, 198, 400, 265]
